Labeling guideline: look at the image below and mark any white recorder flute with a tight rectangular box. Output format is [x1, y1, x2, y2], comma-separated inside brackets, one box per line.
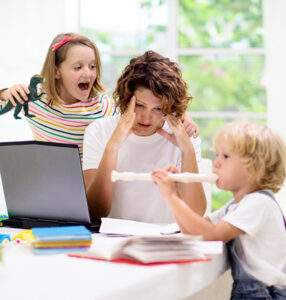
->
[111, 170, 218, 183]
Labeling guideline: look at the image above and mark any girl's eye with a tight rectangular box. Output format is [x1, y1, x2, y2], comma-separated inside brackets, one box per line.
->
[223, 154, 229, 159]
[90, 64, 96, 70]
[153, 107, 162, 112]
[74, 66, 81, 70]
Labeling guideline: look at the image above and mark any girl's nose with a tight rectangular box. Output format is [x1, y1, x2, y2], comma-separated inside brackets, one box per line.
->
[83, 66, 92, 76]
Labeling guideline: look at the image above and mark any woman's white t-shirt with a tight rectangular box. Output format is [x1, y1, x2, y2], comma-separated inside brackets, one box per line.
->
[83, 115, 201, 223]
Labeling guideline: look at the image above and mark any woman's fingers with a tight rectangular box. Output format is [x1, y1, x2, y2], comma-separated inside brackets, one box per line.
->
[184, 123, 198, 138]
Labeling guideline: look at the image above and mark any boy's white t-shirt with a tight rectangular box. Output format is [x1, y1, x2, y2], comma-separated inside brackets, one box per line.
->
[208, 192, 286, 288]
[83, 115, 201, 224]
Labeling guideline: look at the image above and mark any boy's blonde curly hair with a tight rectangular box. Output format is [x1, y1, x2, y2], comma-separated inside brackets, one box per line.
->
[214, 121, 286, 193]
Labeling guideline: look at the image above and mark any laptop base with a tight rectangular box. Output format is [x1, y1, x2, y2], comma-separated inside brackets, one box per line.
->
[2, 217, 101, 233]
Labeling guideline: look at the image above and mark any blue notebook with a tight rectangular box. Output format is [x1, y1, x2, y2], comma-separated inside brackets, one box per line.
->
[32, 226, 91, 241]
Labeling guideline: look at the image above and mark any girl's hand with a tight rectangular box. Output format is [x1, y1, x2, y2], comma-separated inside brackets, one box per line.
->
[182, 113, 199, 138]
[0, 84, 29, 106]
[108, 96, 136, 149]
[157, 115, 195, 153]
[152, 166, 179, 201]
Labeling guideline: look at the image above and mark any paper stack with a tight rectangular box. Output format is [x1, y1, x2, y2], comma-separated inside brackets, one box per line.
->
[31, 225, 92, 254]
[70, 235, 223, 265]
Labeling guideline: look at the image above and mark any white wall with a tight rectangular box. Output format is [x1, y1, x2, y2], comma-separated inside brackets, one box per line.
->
[264, 0, 286, 212]
[0, 0, 79, 141]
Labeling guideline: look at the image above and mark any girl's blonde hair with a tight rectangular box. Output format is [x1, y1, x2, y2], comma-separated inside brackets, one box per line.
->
[41, 32, 104, 104]
[214, 121, 286, 193]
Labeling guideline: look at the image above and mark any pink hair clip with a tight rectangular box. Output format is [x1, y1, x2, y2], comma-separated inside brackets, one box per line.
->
[51, 36, 73, 51]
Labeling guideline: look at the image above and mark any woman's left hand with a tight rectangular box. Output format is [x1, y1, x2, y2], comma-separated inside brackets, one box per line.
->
[182, 112, 199, 138]
[157, 115, 195, 153]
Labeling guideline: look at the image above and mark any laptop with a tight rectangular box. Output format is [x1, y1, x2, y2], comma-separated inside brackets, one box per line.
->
[0, 141, 101, 232]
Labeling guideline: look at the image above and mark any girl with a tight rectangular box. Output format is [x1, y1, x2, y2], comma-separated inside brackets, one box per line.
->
[0, 33, 198, 158]
[0, 32, 114, 158]
[152, 121, 286, 299]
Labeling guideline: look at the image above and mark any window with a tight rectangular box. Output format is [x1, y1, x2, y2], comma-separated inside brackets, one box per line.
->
[80, 0, 265, 209]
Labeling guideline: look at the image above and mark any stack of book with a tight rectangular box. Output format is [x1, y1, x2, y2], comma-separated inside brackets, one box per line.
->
[70, 235, 223, 265]
[31, 225, 92, 254]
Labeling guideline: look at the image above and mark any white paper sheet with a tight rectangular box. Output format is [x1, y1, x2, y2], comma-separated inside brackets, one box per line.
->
[100, 218, 181, 236]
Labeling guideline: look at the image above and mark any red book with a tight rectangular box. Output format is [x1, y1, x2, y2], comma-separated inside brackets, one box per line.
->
[68, 253, 212, 266]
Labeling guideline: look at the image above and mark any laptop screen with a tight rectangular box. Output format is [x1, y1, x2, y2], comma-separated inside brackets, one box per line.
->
[0, 141, 91, 224]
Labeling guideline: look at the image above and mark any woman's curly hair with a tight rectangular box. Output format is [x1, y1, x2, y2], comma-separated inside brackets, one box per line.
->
[113, 51, 191, 118]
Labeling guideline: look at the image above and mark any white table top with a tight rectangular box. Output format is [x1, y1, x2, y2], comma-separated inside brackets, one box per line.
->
[0, 227, 228, 300]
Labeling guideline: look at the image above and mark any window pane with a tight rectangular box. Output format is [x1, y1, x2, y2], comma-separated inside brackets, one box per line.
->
[80, 0, 168, 52]
[179, 55, 266, 112]
[179, 0, 263, 48]
[101, 55, 133, 93]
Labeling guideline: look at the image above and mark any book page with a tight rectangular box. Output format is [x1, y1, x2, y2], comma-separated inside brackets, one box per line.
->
[100, 218, 180, 236]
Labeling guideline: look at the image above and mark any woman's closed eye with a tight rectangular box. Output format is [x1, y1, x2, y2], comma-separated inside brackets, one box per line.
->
[153, 107, 162, 112]
[135, 103, 144, 107]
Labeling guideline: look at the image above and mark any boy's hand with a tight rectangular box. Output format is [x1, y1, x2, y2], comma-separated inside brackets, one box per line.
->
[108, 96, 136, 149]
[152, 166, 179, 201]
[0, 84, 29, 106]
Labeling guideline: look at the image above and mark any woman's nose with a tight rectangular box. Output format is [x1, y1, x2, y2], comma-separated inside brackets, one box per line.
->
[141, 110, 153, 122]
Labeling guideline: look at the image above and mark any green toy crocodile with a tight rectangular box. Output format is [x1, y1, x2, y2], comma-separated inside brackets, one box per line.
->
[0, 75, 43, 120]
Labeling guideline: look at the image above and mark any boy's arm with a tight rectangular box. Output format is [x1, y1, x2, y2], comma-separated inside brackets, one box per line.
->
[168, 194, 244, 241]
[179, 144, 206, 216]
[161, 116, 206, 216]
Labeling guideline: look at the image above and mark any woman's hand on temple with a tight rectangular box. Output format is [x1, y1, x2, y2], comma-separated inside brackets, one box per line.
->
[182, 113, 199, 138]
[157, 115, 195, 154]
[108, 96, 136, 149]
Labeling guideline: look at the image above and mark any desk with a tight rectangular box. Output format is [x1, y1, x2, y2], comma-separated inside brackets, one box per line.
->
[0, 228, 228, 300]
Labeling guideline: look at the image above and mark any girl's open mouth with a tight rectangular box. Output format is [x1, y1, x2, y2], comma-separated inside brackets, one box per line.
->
[78, 82, 90, 91]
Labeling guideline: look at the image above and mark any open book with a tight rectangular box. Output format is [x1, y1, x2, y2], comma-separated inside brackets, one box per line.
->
[70, 235, 223, 264]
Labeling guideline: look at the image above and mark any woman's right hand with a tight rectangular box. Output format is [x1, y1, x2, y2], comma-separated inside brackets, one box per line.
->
[0, 84, 29, 106]
[108, 96, 136, 150]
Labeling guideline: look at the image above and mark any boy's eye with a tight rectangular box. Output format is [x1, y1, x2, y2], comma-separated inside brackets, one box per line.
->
[153, 107, 162, 112]
[74, 66, 81, 70]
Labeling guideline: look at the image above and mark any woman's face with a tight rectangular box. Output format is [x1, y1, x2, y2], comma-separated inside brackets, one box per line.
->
[132, 87, 165, 136]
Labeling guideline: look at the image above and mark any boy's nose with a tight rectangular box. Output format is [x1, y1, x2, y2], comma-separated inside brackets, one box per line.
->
[213, 158, 220, 168]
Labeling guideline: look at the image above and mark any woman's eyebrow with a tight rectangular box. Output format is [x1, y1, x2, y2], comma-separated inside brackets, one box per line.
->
[135, 99, 145, 104]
